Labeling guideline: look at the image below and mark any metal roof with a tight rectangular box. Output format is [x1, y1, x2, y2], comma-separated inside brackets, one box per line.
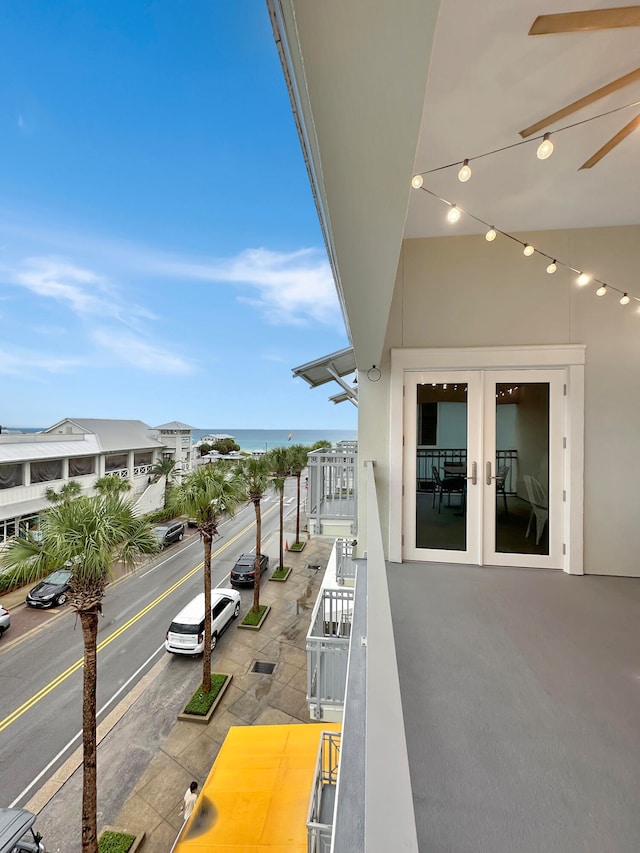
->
[0, 496, 50, 522]
[154, 421, 196, 431]
[45, 419, 164, 452]
[0, 435, 102, 463]
[292, 347, 357, 406]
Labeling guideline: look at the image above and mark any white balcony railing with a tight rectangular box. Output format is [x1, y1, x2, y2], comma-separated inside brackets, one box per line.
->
[306, 587, 353, 720]
[307, 730, 341, 853]
[335, 538, 356, 586]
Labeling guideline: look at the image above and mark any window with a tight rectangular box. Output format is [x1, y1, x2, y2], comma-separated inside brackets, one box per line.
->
[105, 453, 128, 472]
[69, 456, 95, 476]
[0, 463, 23, 489]
[30, 459, 63, 483]
[134, 451, 152, 466]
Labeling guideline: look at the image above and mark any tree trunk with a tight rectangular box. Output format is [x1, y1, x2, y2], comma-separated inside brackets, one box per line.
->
[279, 486, 284, 570]
[80, 609, 100, 853]
[252, 498, 262, 613]
[202, 531, 213, 693]
[295, 472, 301, 544]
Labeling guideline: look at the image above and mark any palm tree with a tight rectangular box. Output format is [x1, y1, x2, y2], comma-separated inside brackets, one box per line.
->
[94, 475, 132, 496]
[288, 444, 310, 546]
[170, 463, 245, 692]
[45, 479, 82, 503]
[267, 447, 291, 572]
[150, 457, 177, 507]
[1, 495, 158, 853]
[237, 456, 270, 614]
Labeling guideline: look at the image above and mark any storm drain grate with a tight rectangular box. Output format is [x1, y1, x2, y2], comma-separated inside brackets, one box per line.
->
[251, 660, 276, 675]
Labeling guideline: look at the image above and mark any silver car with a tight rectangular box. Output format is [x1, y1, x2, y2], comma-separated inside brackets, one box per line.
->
[0, 605, 10, 639]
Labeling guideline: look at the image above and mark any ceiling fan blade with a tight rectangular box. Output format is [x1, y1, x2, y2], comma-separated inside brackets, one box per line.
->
[520, 67, 640, 137]
[530, 7, 640, 35]
[580, 112, 640, 168]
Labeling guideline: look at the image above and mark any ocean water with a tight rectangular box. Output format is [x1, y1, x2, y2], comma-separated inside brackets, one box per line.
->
[193, 428, 357, 452]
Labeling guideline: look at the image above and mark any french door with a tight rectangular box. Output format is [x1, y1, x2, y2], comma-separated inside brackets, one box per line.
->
[403, 368, 565, 568]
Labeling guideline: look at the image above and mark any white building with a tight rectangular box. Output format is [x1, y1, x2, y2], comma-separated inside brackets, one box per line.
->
[153, 421, 196, 479]
[0, 418, 174, 542]
[268, 3, 640, 851]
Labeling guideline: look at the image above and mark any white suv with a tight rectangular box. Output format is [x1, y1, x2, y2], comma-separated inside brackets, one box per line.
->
[165, 588, 240, 655]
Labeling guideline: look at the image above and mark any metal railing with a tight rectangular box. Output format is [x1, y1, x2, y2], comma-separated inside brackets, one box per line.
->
[417, 449, 518, 493]
[307, 588, 353, 719]
[336, 538, 356, 586]
[307, 730, 341, 853]
[307, 448, 358, 530]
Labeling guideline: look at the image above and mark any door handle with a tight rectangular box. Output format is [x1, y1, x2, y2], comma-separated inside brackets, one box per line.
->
[466, 461, 477, 485]
[486, 461, 500, 485]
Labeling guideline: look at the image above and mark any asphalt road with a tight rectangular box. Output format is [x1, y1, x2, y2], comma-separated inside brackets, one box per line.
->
[0, 485, 298, 808]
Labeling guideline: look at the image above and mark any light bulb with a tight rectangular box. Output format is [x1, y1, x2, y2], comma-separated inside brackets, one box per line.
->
[546, 261, 557, 274]
[447, 204, 461, 223]
[596, 285, 607, 297]
[458, 159, 472, 182]
[523, 244, 534, 257]
[620, 293, 630, 305]
[411, 174, 424, 189]
[485, 227, 497, 242]
[537, 133, 554, 160]
[577, 272, 591, 286]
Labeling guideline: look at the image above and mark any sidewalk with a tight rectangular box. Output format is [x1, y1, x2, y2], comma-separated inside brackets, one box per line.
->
[29, 532, 333, 853]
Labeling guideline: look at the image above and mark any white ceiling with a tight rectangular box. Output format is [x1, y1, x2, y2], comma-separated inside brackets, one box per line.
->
[407, 0, 640, 239]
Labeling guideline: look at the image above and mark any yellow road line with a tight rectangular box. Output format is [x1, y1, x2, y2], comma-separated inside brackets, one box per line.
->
[0, 508, 276, 733]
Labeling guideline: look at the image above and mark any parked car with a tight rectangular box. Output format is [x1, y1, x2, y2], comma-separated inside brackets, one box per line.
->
[152, 520, 185, 549]
[165, 588, 241, 655]
[230, 553, 269, 587]
[25, 569, 72, 608]
[0, 807, 45, 853]
[0, 605, 10, 638]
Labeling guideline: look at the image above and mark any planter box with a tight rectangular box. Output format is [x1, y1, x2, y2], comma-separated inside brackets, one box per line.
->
[99, 826, 145, 853]
[288, 541, 306, 552]
[269, 567, 292, 582]
[177, 674, 233, 724]
[237, 604, 271, 631]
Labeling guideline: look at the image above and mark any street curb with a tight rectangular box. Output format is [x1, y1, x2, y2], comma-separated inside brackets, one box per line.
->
[25, 654, 170, 815]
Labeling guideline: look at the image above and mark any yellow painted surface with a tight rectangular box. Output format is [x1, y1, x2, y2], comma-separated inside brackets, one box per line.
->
[174, 723, 341, 852]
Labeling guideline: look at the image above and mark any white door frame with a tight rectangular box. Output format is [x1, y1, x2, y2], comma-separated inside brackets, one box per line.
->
[389, 345, 585, 574]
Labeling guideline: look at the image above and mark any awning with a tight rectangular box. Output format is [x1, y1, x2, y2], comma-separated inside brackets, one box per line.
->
[292, 347, 357, 406]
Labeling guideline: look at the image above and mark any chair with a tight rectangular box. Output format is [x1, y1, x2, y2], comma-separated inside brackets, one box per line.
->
[432, 466, 465, 513]
[496, 465, 509, 515]
[523, 475, 548, 545]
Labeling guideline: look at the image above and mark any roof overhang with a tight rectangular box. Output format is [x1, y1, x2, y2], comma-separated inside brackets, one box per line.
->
[292, 347, 358, 406]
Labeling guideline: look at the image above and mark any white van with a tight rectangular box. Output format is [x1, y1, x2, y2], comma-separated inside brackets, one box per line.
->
[165, 588, 240, 655]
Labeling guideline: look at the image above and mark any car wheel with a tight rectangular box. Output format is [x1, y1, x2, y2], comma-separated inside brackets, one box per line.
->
[56, 593, 68, 606]
[0, 627, 4, 638]
[233, 602, 240, 619]
[211, 632, 217, 651]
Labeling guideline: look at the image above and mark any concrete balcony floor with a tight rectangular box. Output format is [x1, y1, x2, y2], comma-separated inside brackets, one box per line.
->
[387, 561, 640, 853]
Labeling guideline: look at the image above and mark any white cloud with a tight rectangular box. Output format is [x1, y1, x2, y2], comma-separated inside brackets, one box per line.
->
[10, 257, 112, 315]
[0, 348, 82, 377]
[91, 329, 193, 374]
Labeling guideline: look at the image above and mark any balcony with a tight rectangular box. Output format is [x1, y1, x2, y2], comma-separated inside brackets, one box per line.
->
[335, 538, 356, 586]
[306, 586, 353, 721]
[307, 446, 357, 537]
[306, 730, 341, 853]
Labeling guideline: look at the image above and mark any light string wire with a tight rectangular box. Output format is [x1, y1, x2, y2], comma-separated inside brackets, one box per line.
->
[413, 97, 640, 177]
[417, 185, 640, 305]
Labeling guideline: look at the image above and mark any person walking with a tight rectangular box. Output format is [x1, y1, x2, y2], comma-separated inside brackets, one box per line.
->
[180, 780, 199, 822]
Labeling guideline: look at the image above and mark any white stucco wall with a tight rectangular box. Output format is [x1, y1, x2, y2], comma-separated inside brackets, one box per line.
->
[357, 224, 640, 577]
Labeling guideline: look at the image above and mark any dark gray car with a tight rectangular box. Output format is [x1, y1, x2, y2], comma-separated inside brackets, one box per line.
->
[152, 520, 185, 549]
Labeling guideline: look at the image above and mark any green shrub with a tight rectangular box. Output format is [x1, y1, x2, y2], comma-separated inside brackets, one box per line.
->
[143, 509, 179, 524]
[184, 675, 228, 715]
[0, 566, 39, 594]
[241, 604, 268, 626]
[288, 541, 305, 552]
[272, 566, 291, 579]
[98, 830, 136, 853]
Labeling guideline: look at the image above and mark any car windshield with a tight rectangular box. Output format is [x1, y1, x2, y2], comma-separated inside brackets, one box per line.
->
[44, 570, 72, 585]
[153, 526, 169, 535]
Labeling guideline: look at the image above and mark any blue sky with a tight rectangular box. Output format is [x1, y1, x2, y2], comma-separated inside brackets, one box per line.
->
[0, 1, 355, 431]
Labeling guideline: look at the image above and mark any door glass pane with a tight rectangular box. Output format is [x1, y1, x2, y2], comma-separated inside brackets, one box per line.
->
[495, 382, 549, 555]
[416, 383, 467, 550]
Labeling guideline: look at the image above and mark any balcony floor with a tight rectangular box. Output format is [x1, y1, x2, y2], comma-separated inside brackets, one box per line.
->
[387, 561, 640, 853]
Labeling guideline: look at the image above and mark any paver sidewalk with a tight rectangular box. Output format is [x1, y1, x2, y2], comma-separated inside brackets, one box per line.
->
[32, 534, 333, 853]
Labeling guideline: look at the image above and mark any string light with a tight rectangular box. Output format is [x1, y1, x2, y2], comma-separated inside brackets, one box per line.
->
[413, 184, 640, 311]
[536, 133, 554, 160]
[458, 159, 472, 182]
[411, 175, 424, 189]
